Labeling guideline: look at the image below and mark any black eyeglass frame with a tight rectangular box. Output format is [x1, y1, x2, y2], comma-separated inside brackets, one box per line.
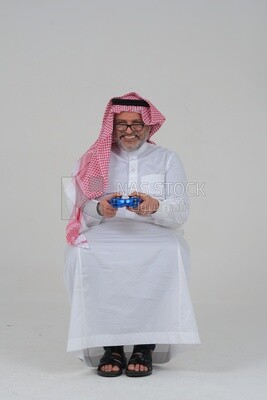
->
[114, 122, 145, 132]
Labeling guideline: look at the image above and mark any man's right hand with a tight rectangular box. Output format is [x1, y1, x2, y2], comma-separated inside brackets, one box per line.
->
[97, 193, 122, 218]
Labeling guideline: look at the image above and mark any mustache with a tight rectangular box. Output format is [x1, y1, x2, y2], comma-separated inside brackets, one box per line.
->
[120, 133, 140, 139]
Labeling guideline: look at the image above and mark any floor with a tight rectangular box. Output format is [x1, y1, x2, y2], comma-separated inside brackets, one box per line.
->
[1, 295, 266, 400]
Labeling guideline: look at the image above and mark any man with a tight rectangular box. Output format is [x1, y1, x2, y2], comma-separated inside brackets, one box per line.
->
[64, 92, 200, 377]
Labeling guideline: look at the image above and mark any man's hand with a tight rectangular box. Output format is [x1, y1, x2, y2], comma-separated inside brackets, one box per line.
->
[97, 193, 122, 218]
[127, 191, 159, 216]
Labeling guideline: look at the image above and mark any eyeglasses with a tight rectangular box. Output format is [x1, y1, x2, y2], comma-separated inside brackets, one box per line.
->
[115, 122, 145, 132]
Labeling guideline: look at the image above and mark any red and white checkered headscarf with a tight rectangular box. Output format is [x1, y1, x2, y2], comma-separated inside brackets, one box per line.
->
[66, 92, 165, 246]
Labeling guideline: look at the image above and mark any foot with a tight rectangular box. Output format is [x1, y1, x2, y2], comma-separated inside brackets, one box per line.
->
[100, 352, 121, 373]
[126, 348, 153, 377]
[97, 347, 127, 377]
[127, 352, 149, 373]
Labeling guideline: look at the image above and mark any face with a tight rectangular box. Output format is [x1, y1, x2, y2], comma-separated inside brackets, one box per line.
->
[113, 112, 150, 152]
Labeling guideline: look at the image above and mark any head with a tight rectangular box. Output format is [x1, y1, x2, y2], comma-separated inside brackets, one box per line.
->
[113, 111, 150, 152]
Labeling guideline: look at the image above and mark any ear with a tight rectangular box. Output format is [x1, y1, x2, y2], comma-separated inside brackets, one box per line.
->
[146, 126, 152, 137]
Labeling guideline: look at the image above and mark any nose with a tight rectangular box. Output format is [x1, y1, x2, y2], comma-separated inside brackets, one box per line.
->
[125, 125, 132, 132]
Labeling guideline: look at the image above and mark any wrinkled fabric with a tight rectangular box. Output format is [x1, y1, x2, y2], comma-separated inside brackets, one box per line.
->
[64, 142, 200, 366]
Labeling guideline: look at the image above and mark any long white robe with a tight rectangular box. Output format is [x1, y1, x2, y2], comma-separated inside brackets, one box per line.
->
[64, 142, 200, 367]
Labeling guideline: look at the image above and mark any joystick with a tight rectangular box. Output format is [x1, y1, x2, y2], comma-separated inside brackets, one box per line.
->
[109, 196, 142, 208]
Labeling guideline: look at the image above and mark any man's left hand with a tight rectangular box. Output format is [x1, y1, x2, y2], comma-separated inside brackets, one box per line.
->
[127, 191, 159, 216]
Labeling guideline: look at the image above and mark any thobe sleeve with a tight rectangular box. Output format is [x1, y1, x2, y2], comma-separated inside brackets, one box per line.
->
[82, 199, 103, 227]
[151, 152, 190, 229]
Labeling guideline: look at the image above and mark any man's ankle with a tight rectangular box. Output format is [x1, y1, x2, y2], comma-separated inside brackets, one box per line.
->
[103, 345, 124, 353]
[133, 344, 156, 352]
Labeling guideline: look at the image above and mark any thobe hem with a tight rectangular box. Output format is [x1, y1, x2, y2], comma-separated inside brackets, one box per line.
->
[66, 331, 201, 352]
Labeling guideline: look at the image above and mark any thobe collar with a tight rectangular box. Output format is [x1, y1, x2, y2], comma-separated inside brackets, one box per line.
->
[111, 141, 150, 159]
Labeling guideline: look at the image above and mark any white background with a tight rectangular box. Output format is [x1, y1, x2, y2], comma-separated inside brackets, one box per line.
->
[1, 1, 266, 399]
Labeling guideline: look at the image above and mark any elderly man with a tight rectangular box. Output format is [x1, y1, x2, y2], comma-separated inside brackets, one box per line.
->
[64, 92, 200, 377]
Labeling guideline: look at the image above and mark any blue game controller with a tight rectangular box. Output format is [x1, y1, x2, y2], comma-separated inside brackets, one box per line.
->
[109, 196, 142, 208]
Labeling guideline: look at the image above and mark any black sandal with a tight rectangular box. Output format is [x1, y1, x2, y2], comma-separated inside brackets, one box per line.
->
[97, 347, 127, 377]
[125, 347, 153, 377]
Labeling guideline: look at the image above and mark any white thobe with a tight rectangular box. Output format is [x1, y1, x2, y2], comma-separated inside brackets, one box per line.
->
[64, 142, 200, 367]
